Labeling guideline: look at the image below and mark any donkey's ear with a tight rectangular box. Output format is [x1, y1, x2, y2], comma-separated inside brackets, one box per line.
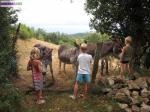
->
[74, 41, 79, 47]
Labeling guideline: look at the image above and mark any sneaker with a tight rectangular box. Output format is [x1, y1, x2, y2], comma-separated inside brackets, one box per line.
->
[69, 95, 76, 100]
[37, 99, 45, 104]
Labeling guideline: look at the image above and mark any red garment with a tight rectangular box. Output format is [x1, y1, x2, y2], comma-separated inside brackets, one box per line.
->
[27, 59, 42, 80]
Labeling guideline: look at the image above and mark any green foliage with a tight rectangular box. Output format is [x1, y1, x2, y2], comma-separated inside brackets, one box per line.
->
[19, 24, 35, 39]
[0, 7, 18, 83]
[84, 33, 110, 43]
[34, 29, 75, 46]
[0, 6, 24, 112]
[85, 0, 150, 68]
[0, 84, 24, 112]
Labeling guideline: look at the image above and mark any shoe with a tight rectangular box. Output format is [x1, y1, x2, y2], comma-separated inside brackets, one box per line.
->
[37, 99, 45, 104]
[69, 95, 76, 100]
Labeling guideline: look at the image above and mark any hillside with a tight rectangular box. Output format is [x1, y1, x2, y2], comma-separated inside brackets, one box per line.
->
[15, 38, 75, 90]
[14, 38, 123, 112]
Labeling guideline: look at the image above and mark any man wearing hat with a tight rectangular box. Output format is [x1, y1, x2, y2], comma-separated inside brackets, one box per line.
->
[70, 43, 93, 100]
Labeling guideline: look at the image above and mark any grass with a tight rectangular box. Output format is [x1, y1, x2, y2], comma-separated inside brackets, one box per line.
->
[16, 38, 144, 112]
[24, 91, 123, 112]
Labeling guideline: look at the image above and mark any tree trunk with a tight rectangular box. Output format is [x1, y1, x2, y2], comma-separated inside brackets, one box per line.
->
[91, 42, 103, 83]
[132, 34, 142, 71]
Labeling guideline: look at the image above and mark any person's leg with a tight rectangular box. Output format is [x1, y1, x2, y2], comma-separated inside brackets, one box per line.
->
[120, 63, 125, 79]
[36, 90, 40, 102]
[83, 74, 90, 99]
[83, 83, 88, 99]
[70, 74, 82, 99]
[73, 81, 79, 98]
[37, 90, 45, 104]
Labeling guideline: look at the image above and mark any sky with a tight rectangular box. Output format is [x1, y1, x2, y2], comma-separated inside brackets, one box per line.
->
[17, 0, 93, 34]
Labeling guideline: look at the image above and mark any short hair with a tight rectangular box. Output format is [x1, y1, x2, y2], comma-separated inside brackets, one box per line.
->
[80, 43, 87, 52]
[125, 36, 132, 44]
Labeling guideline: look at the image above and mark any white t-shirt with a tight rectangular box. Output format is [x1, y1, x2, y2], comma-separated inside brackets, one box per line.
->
[77, 53, 93, 74]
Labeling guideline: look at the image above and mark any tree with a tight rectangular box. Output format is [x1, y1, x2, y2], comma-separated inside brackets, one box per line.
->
[0, 6, 24, 112]
[0, 7, 18, 82]
[85, 0, 150, 70]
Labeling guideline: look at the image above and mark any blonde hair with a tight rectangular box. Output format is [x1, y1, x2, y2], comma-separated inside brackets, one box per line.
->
[125, 36, 132, 44]
[80, 43, 87, 52]
[30, 47, 40, 59]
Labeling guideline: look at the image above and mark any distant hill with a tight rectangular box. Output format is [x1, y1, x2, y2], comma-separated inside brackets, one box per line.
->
[69, 33, 88, 38]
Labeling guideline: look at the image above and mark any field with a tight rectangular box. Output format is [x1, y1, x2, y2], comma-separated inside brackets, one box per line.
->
[13, 38, 122, 112]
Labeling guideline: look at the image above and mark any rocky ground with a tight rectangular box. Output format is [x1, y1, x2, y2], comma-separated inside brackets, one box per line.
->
[98, 74, 150, 112]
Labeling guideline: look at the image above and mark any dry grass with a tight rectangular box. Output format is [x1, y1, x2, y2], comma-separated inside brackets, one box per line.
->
[14, 38, 123, 112]
[15, 38, 75, 90]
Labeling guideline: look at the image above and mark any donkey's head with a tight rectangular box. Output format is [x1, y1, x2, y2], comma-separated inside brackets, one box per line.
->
[111, 36, 123, 54]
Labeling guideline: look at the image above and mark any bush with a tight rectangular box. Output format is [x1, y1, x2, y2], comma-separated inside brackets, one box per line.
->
[0, 7, 24, 112]
[19, 24, 35, 39]
[84, 33, 110, 43]
[0, 84, 24, 112]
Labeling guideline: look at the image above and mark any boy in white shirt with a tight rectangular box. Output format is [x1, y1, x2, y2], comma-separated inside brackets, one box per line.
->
[70, 43, 93, 100]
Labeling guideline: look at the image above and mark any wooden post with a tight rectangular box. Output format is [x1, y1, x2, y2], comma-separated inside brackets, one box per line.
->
[12, 23, 21, 49]
[91, 42, 103, 83]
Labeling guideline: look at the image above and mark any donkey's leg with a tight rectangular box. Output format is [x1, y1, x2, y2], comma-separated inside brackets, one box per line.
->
[101, 59, 104, 76]
[72, 64, 78, 77]
[49, 62, 54, 82]
[63, 63, 66, 74]
[42, 64, 47, 84]
[105, 58, 109, 75]
[59, 60, 61, 73]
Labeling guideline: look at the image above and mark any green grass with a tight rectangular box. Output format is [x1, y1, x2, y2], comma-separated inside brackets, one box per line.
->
[24, 91, 123, 112]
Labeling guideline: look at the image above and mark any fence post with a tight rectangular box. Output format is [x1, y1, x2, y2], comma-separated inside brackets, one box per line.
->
[91, 42, 103, 83]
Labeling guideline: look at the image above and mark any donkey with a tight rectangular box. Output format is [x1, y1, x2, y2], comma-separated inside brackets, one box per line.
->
[85, 38, 122, 75]
[34, 44, 54, 83]
[58, 42, 80, 75]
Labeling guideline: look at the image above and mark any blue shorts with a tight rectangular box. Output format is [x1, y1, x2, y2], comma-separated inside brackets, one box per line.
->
[76, 74, 91, 83]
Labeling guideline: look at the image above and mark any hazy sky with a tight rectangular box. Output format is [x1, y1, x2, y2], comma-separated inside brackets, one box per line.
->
[17, 0, 92, 34]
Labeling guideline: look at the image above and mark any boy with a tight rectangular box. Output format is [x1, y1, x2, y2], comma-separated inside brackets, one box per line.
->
[120, 36, 133, 79]
[70, 43, 93, 100]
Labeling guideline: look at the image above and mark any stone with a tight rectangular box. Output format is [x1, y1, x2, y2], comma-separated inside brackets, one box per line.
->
[115, 92, 132, 104]
[128, 80, 140, 91]
[131, 91, 139, 98]
[119, 88, 131, 96]
[107, 77, 115, 86]
[118, 103, 128, 109]
[142, 98, 149, 104]
[131, 105, 140, 112]
[136, 78, 148, 89]
[114, 77, 126, 84]
[107, 89, 118, 98]
[124, 108, 132, 112]
[128, 78, 148, 91]
[101, 88, 112, 94]
[141, 88, 150, 98]
[97, 77, 109, 87]
[140, 103, 150, 112]
[131, 96, 143, 105]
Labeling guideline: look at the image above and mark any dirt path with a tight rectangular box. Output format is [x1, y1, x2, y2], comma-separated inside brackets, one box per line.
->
[14, 38, 76, 90]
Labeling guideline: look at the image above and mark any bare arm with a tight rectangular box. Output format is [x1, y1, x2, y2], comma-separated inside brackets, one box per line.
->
[27, 60, 32, 71]
[120, 47, 126, 61]
[37, 60, 42, 72]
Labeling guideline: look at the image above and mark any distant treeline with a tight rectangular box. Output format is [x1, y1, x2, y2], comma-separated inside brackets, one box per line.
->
[16, 24, 110, 46]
